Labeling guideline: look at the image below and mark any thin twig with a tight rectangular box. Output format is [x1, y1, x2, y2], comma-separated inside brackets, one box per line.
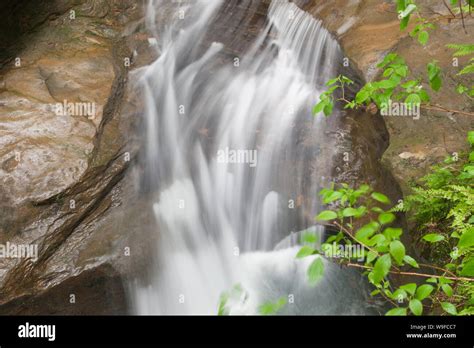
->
[418, 262, 457, 278]
[345, 262, 474, 282]
[331, 221, 470, 281]
[333, 221, 378, 255]
[443, 0, 457, 18]
[460, 0, 467, 33]
[422, 103, 474, 116]
[333, 221, 402, 272]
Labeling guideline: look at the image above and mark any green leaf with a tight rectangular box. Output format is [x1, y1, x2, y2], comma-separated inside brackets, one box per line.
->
[383, 227, 403, 240]
[326, 77, 339, 86]
[217, 292, 229, 315]
[379, 212, 396, 225]
[366, 250, 378, 263]
[418, 89, 430, 102]
[342, 207, 359, 217]
[307, 257, 324, 285]
[456, 84, 469, 94]
[400, 283, 417, 296]
[313, 100, 326, 115]
[377, 53, 398, 69]
[354, 206, 367, 218]
[410, 25, 420, 37]
[395, 65, 408, 78]
[340, 76, 354, 84]
[323, 191, 343, 204]
[390, 240, 406, 264]
[383, 68, 394, 77]
[323, 100, 334, 117]
[418, 31, 429, 45]
[409, 299, 423, 316]
[415, 284, 434, 301]
[441, 284, 453, 297]
[396, 0, 406, 12]
[403, 255, 419, 268]
[357, 184, 370, 193]
[405, 93, 421, 107]
[427, 61, 440, 80]
[460, 259, 474, 277]
[301, 232, 318, 244]
[377, 79, 399, 89]
[344, 101, 356, 109]
[440, 302, 457, 315]
[327, 85, 339, 94]
[439, 277, 453, 285]
[427, 61, 442, 91]
[401, 80, 418, 89]
[399, 3, 417, 18]
[296, 245, 316, 258]
[458, 228, 474, 248]
[355, 90, 370, 104]
[430, 75, 442, 91]
[422, 233, 445, 243]
[392, 288, 407, 301]
[259, 297, 287, 315]
[371, 192, 391, 205]
[468, 131, 474, 145]
[368, 234, 387, 248]
[355, 221, 379, 241]
[385, 307, 407, 316]
[372, 254, 392, 284]
[400, 16, 410, 30]
[316, 210, 337, 221]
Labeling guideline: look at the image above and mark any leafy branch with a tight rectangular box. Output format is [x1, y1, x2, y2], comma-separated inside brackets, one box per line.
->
[296, 131, 474, 316]
[313, 1, 474, 119]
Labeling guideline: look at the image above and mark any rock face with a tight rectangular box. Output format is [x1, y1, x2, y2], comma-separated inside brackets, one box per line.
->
[0, 0, 149, 314]
[299, 0, 474, 196]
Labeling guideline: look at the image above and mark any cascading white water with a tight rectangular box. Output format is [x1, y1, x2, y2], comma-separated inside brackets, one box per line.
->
[130, 0, 378, 315]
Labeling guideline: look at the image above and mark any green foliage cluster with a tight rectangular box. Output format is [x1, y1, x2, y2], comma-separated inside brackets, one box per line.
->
[395, 132, 474, 305]
[397, 0, 474, 33]
[448, 44, 474, 97]
[312, 0, 473, 118]
[296, 131, 474, 316]
[217, 283, 288, 316]
[312, 53, 438, 117]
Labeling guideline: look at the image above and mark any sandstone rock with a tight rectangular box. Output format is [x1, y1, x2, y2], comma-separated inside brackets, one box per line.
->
[0, 0, 145, 314]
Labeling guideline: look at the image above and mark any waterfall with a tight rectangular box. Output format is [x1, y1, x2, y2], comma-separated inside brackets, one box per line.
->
[129, 0, 378, 315]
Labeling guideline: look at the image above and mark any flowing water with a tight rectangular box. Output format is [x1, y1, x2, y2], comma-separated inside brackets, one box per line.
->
[129, 0, 378, 315]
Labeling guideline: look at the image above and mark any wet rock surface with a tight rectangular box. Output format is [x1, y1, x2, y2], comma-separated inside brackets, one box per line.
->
[0, 264, 127, 315]
[0, 0, 147, 314]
